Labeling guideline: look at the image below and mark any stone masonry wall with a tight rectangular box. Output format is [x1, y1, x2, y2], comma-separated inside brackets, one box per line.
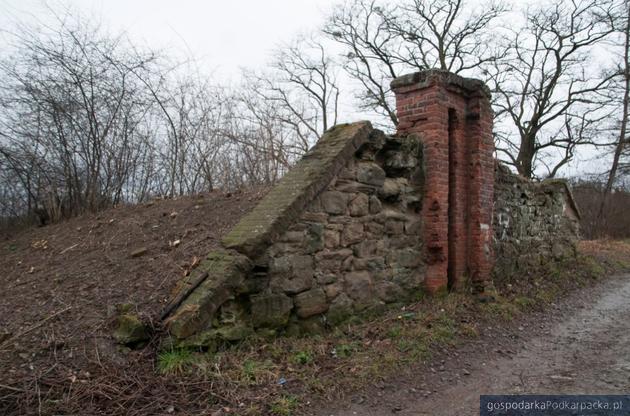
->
[161, 70, 581, 349]
[255, 132, 426, 333]
[493, 164, 581, 280]
[163, 121, 428, 347]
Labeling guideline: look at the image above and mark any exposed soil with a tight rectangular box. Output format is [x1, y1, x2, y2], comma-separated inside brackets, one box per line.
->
[314, 272, 630, 416]
[0, 189, 268, 414]
[1, 191, 629, 416]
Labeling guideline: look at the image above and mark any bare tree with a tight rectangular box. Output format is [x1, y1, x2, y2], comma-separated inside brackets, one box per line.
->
[386, 0, 507, 73]
[599, 0, 630, 214]
[244, 35, 340, 152]
[0, 11, 162, 219]
[323, 0, 506, 127]
[489, 0, 617, 178]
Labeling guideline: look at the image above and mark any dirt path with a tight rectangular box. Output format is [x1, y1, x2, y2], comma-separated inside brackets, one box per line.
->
[316, 274, 630, 416]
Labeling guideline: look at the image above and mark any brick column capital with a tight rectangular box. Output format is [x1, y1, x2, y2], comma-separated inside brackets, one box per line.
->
[391, 70, 491, 100]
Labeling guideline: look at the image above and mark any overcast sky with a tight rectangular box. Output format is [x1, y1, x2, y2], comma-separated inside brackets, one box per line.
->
[0, 0, 610, 178]
[0, 0, 338, 81]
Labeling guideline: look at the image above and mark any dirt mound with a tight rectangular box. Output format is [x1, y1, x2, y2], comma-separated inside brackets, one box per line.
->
[0, 188, 267, 414]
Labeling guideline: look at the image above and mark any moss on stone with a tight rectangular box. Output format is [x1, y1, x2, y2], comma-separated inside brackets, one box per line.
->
[165, 249, 252, 339]
[113, 313, 150, 346]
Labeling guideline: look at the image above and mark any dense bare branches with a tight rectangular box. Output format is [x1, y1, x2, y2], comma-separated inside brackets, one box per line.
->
[599, 0, 630, 198]
[0, 13, 161, 218]
[0, 13, 320, 224]
[243, 35, 340, 151]
[323, 0, 506, 127]
[488, 0, 617, 178]
[386, 0, 507, 73]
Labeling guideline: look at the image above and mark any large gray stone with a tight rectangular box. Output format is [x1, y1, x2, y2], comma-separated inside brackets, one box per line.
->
[349, 193, 370, 217]
[369, 195, 382, 214]
[324, 283, 343, 300]
[335, 179, 378, 193]
[270, 255, 293, 275]
[375, 281, 404, 303]
[353, 239, 378, 258]
[320, 191, 348, 215]
[379, 178, 407, 199]
[384, 150, 418, 170]
[385, 220, 405, 235]
[353, 256, 386, 272]
[392, 267, 425, 290]
[294, 288, 329, 318]
[341, 223, 365, 246]
[357, 162, 386, 187]
[271, 274, 314, 295]
[113, 313, 150, 346]
[387, 248, 423, 268]
[251, 293, 294, 328]
[305, 223, 324, 253]
[344, 271, 373, 301]
[323, 229, 340, 249]
[327, 293, 354, 324]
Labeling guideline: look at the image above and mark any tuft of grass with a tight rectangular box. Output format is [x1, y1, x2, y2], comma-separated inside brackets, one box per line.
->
[334, 343, 356, 358]
[386, 324, 403, 339]
[514, 296, 536, 309]
[480, 296, 519, 320]
[429, 314, 457, 344]
[241, 359, 274, 383]
[460, 323, 479, 338]
[270, 395, 299, 416]
[291, 350, 313, 365]
[535, 285, 560, 304]
[157, 349, 196, 375]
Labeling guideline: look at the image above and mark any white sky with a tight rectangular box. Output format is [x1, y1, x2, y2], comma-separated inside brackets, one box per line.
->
[0, 0, 338, 81]
[0, 0, 613, 178]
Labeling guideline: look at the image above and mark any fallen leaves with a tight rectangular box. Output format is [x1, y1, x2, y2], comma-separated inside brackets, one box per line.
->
[30, 239, 48, 250]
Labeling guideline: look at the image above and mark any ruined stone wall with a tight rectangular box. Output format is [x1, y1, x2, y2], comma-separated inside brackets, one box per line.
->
[493, 164, 580, 280]
[163, 122, 428, 346]
[161, 70, 581, 348]
[255, 133, 425, 333]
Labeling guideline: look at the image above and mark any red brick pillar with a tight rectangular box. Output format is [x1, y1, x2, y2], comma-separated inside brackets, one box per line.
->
[391, 70, 495, 295]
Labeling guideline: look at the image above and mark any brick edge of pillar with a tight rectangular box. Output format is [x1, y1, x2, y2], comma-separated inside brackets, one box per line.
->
[390, 70, 496, 297]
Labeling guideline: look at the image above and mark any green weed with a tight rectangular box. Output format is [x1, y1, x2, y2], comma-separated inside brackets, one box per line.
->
[157, 349, 196, 375]
[291, 350, 313, 365]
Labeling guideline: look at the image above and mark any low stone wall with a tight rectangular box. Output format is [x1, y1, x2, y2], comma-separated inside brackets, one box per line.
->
[163, 122, 428, 346]
[493, 164, 580, 281]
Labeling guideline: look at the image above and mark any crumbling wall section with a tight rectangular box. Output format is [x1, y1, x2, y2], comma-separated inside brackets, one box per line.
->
[256, 133, 425, 333]
[161, 70, 581, 348]
[163, 122, 427, 346]
[493, 164, 580, 280]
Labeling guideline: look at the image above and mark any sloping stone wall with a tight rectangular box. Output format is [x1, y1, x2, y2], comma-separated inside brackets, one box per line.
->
[163, 121, 427, 346]
[256, 133, 426, 333]
[493, 164, 580, 280]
